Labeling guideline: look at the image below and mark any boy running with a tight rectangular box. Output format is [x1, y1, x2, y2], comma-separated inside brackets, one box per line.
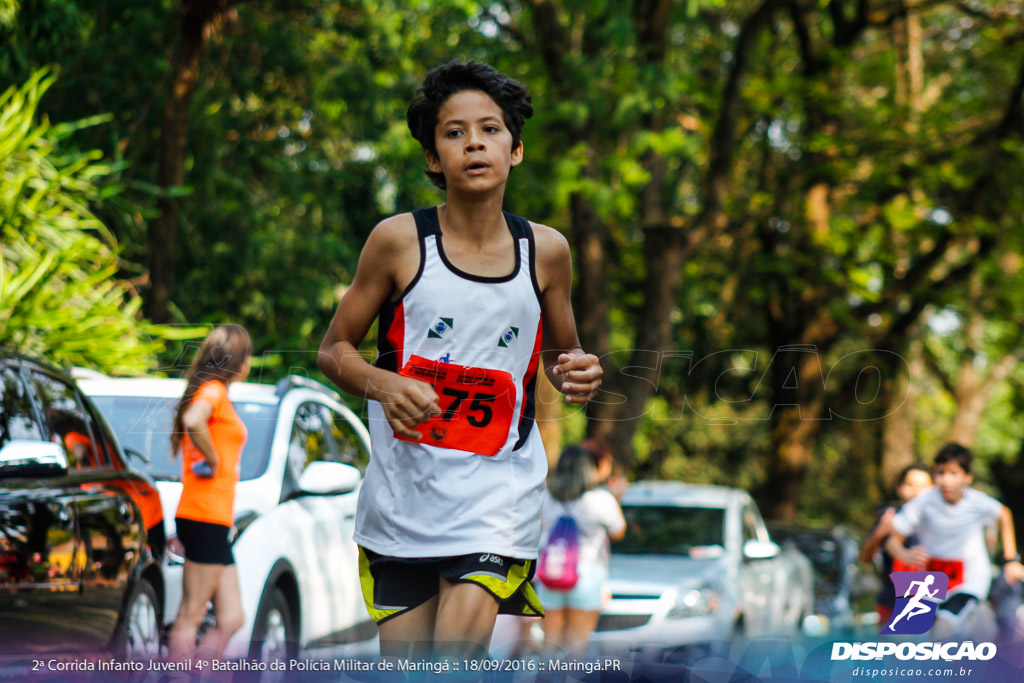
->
[886, 443, 1024, 636]
[318, 61, 602, 658]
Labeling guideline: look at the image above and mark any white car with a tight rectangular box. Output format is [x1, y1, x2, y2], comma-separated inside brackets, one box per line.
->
[77, 372, 374, 659]
[591, 481, 814, 658]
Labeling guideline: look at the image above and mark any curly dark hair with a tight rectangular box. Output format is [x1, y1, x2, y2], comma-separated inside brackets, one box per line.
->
[407, 60, 533, 190]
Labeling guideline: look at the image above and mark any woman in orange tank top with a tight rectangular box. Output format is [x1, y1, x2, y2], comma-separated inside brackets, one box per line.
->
[167, 325, 252, 660]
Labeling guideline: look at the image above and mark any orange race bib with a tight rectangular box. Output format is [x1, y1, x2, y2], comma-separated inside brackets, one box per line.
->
[891, 557, 921, 573]
[926, 557, 964, 590]
[892, 557, 964, 590]
[396, 355, 516, 456]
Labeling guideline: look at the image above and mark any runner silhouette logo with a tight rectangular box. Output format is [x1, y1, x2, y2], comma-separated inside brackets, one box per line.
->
[885, 571, 949, 634]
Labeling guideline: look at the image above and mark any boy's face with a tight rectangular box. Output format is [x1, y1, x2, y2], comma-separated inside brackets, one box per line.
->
[426, 90, 523, 193]
[933, 461, 972, 503]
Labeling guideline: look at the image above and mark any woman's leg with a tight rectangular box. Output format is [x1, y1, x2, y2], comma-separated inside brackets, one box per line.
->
[168, 560, 223, 659]
[196, 564, 245, 657]
[562, 608, 601, 657]
[541, 607, 567, 656]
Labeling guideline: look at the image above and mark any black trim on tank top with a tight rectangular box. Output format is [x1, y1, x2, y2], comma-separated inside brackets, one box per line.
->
[375, 299, 400, 372]
[398, 209, 432, 299]
[513, 215, 543, 303]
[428, 206, 522, 283]
[374, 210, 432, 371]
[513, 368, 538, 451]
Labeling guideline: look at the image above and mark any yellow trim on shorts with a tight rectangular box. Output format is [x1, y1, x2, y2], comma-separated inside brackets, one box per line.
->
[358, 547, 403, 624]
[462, 559, 544, 617]
[516, 579, 545, 617]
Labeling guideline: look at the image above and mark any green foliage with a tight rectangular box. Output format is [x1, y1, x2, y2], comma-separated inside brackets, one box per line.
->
[0, 70, 163, 373]
[4, 0, 1024, 526]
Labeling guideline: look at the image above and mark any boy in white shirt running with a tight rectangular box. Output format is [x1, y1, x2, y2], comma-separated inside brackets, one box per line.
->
[886, 443, 1024, 636]
[318, 61, 602, 659]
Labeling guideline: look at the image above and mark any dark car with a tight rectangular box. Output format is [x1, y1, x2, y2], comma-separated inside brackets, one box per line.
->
[0, 352, 165, 659]
[767, 524, 877, 637]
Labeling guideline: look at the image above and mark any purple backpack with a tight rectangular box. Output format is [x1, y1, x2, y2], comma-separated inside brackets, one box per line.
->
[538, 511, 580, 590]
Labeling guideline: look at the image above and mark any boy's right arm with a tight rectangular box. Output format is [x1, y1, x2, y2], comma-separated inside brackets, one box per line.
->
[318, 217, 439, 440]
[884, 531, 929, 567]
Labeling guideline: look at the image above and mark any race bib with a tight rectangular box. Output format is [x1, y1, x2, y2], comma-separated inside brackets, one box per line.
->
[891, 557, 964, 590]
[396, 355, 516, 456]
[926, 557, 964, 590]
[891, 557, 922, 573]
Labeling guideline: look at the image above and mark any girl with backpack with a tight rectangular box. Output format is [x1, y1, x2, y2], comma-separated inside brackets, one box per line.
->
[536, 444, 626, 657]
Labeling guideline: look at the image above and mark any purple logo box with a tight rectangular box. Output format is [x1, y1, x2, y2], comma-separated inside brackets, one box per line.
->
[883, 571, 949, 635]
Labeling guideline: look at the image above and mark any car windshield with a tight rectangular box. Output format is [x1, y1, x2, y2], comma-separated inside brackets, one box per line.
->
[90, 395, 277, 481]
[612, 505, 726, 556]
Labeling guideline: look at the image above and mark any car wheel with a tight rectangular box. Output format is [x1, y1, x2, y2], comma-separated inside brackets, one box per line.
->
[116, 578, 162, 659]
[249, 586, 296, 663]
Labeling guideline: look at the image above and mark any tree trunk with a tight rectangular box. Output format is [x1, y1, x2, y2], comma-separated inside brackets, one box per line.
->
[148, 0, 235, 323]
[586, 0, 781, 458]
[943, 276, 1021, 447]
[945, 354, 1018, 447]
[588, 225, 685, 470]
[992, 438, 1024, 532]
[880, 345, 921, 490]
[568, 192, 611, 362]
[757, 344, 829, 522]
[762, 411, 822, 523]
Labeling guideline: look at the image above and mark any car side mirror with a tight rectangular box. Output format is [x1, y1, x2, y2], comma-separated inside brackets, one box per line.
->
[0, 439, 68, 476]
[296, 461, 361, 497]
[742, 539, 781, 561]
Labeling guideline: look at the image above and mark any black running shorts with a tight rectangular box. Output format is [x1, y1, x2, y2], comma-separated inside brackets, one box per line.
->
[358, 547, 544, 624]
[175, 517, 235, 565]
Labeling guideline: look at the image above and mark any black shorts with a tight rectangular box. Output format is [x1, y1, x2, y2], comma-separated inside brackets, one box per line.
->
[935, 592, 979, 631]
[358, 547, 544, 625]
[175, 517, 234, 565]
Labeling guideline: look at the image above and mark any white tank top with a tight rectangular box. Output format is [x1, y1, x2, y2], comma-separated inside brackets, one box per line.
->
[354, 207, 548, 558]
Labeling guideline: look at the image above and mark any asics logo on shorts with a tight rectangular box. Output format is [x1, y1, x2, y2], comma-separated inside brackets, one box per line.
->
[480, 553, 504, 566]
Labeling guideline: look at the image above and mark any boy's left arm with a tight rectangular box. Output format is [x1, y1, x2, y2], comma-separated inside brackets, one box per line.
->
[535, 225, 602, 404]
[998, 504, 1024, 584]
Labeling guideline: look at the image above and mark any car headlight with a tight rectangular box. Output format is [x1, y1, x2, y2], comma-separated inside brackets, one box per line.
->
[668, 586, 720, 618]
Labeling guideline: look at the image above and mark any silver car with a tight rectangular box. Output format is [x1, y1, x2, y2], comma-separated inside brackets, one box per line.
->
[591, 481, 813, 657]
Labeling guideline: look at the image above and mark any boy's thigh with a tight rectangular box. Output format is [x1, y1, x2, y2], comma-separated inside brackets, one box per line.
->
[359, 548, 542, 625]
[359, 548, 445, 625]
[378, 597, 440, 657]
[436, 553, 544, 619]
[436, 579, 500, 628]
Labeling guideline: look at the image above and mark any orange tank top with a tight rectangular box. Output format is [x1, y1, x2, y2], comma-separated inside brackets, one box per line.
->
[64, 431, 100, 467]
[176, 380, 247, 526]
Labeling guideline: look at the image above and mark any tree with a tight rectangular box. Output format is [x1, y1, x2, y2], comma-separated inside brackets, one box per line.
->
[486, 0, 1024, 520]
[0, 71, 163, 374]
